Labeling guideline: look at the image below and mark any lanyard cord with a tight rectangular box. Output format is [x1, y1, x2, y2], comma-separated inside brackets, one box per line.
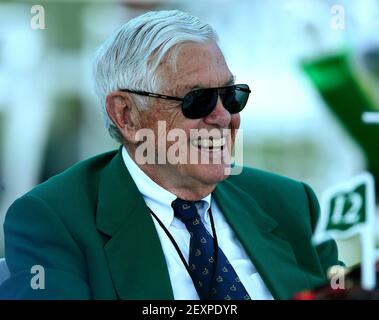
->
[148, 206, 219, 299]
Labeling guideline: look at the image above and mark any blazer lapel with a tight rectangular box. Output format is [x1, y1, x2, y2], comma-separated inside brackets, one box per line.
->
[214, 180, 310, 300]
[96, 149, 174, 300]
[94, 149, 309, 300]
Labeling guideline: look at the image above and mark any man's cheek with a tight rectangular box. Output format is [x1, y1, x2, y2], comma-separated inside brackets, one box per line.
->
[230, 117, 240, 143]
[231, 115, 241, 130]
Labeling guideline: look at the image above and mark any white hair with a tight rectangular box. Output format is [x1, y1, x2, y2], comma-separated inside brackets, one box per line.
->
[93, 10, 219, 143]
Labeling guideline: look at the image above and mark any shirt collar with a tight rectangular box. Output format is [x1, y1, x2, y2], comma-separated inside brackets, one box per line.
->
[121, 146, 212, 228]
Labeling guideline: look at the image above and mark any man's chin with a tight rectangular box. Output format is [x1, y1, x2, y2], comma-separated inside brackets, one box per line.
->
[194, 164, 231, 185]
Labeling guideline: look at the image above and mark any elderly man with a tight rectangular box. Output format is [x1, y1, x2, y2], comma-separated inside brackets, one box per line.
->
[0, 10, 341, 300]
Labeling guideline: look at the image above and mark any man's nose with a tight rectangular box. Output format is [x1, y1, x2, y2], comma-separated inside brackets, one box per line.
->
[203, 96, 231, 127]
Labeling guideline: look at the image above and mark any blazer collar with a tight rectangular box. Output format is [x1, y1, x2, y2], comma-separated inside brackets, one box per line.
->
[96, 148, 174, 300]
[214, 179, 310, 299]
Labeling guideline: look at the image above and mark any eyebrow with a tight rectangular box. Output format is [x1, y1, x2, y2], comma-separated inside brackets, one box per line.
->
[188, 74, 236, 91]
[225, 75, 236, 86]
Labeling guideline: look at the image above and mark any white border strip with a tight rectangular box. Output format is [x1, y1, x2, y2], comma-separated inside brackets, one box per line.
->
[362, 112, 379, 124]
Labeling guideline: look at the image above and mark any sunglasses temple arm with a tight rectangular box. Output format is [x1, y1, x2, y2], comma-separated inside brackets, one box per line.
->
[119, 89, 183, 102]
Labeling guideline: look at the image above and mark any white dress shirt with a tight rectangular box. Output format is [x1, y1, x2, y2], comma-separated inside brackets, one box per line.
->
[122, 147, 274, 300]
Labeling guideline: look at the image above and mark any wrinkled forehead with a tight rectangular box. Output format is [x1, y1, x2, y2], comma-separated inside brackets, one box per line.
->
[157, 41, 234, 95]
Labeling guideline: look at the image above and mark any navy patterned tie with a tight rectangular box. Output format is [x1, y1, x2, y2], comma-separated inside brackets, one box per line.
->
[172, 198, 251, 300]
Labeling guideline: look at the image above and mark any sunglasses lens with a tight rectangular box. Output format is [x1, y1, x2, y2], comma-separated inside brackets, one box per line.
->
[182, 88, 217, 119]
[220, 84, 250, 114]
[182, 84, 250, 119]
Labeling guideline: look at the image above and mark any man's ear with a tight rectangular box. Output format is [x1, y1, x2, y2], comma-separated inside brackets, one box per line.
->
[105, 92, 139, 144]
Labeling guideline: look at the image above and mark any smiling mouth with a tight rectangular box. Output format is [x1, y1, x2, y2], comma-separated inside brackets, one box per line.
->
[190, 137, 226, 151]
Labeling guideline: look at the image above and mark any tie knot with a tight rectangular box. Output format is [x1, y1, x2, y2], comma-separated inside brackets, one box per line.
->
[171, 198, 200, 225]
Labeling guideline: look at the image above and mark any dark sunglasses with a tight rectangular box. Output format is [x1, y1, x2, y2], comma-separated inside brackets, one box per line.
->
[119, 84, 251, 119]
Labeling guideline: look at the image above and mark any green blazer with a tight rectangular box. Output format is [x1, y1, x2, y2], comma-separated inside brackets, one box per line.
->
[0, 148, 341, 300]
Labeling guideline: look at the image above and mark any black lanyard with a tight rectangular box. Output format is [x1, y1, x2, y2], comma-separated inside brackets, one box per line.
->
[148, 206, 219, 299]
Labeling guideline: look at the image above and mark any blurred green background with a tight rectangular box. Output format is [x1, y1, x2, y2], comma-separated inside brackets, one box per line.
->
[0, 0, 378, 267]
